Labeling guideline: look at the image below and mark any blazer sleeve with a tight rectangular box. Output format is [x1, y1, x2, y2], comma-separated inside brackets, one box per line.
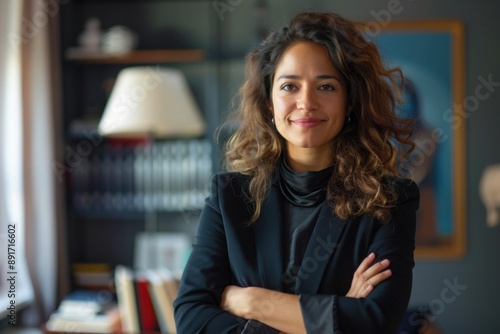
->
[173, 174, 278, 333]
[300, 179, 420, 334]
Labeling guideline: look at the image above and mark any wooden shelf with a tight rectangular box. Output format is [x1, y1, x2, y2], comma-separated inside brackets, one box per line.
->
[65, 48, 206, 64]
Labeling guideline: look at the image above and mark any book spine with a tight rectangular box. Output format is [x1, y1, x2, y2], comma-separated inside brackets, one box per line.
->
[136, 276, 159, 331]
[114, 266, 140, 333]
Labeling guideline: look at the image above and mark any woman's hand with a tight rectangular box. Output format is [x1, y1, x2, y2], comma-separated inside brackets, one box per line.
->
[220, 285, 253, 319]
[346, 252, 392, 298]
[221, 286, 305, 334]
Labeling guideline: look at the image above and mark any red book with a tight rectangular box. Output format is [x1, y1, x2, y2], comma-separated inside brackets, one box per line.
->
[135, 273, 160, 331]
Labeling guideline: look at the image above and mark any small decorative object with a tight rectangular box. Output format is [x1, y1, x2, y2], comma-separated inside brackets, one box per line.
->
[78, 17, 102, 52]
[102, 25, 138, 55]
[479, 164, 500, 227]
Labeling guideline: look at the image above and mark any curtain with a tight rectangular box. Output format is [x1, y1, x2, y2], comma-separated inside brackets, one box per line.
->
[0, 0, 33, 323]
[0, 0, 69, 326]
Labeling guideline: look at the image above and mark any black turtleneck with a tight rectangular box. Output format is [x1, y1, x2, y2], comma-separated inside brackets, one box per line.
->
[278, 158, 333, 293]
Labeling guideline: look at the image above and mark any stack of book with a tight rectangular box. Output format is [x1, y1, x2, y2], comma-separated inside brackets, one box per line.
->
[72, 263, 113, 289]
[46, 290, 120, 333]
[114, 266, 179, 334]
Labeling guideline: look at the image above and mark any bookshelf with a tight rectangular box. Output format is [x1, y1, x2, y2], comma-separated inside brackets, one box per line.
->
[54, 0, 267, 331]
[65, 49, 206, 64]
[58, 0, 221, 281]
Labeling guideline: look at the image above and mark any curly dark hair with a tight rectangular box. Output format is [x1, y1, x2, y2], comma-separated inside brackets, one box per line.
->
[222, 12, 414, 224]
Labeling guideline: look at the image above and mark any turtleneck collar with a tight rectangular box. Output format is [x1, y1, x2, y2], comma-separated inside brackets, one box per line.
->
[278, 157, 333, 207]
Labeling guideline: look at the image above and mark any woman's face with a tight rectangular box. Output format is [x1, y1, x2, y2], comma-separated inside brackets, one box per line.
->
[270, 41, 348, 157]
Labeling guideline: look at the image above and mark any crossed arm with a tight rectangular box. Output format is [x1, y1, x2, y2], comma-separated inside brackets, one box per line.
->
[220, 252, 392, 334]
[174, 175, 419, 333]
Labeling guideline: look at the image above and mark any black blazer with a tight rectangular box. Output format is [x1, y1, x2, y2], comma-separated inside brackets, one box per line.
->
[174, 172, 419, 334]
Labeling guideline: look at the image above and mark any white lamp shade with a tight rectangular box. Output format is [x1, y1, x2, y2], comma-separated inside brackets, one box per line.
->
[98, 66, 206, 138]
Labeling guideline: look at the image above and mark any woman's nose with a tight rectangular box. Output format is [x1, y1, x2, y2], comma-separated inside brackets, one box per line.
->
[296, 87, 319, 111]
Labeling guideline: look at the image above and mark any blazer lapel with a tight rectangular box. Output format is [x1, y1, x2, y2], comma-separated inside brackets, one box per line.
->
[254, 185, 285, 291]
[295, 202, 347, 294]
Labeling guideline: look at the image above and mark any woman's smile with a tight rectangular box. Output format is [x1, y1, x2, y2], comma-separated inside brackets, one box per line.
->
[291, 117, 325, 128]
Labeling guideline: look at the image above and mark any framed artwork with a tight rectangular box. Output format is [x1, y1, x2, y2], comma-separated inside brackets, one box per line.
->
[360, 21, 466, 259]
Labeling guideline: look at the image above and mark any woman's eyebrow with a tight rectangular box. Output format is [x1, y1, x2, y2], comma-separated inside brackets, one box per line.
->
[276, 74, 343, 82]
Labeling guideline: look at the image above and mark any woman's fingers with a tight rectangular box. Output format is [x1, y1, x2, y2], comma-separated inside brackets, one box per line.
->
[357, 268, 392, 298]
[360, 258, 391, 281]
[346, 253, 392, 298]
[354, 252, 376, 274]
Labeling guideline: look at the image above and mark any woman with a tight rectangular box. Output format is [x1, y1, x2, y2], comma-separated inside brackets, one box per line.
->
[174, 11, 419, 334]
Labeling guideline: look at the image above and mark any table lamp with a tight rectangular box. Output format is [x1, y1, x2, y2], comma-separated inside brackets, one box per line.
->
[97, 66, 206, 267]
[98, 66, 205, 138]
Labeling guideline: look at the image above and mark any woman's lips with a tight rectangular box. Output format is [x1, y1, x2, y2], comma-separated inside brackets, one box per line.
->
[291, 118, 324, 128]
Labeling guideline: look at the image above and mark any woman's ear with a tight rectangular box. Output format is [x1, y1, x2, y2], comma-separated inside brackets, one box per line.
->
[267, 100, 274, 114]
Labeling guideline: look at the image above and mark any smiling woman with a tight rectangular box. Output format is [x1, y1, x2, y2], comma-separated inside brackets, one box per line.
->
[270, 42, 348, 172]
[174, 11, 419, 334]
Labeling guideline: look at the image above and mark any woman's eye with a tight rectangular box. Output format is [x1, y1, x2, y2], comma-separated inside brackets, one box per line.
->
[319, 84, 335, 91]
[281, 84, 295, 91]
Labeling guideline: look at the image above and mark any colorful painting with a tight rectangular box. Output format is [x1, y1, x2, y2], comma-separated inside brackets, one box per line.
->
[363, 21, 466, 259]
